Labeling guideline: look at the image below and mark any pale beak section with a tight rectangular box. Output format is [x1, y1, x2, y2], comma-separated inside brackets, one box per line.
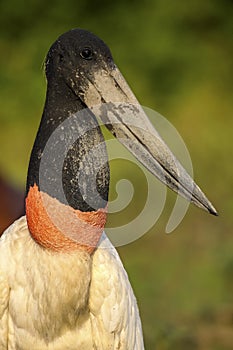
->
[80, 64, 218, 215]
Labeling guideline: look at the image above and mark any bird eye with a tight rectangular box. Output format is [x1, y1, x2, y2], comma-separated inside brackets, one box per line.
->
[80, 48, 93, 60]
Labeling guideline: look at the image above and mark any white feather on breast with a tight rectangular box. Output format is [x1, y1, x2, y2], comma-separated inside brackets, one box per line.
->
[0, 216, 93, 349]
[0, 216, 144, 349]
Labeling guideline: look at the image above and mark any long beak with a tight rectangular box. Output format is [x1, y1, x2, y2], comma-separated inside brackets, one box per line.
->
[79, 64, 218, 215]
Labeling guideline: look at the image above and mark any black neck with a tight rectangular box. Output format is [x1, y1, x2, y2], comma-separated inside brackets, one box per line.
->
[26, 80, 109, 212]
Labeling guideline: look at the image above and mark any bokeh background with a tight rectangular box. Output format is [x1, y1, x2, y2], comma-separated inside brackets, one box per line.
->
[0, 0, 232, 349]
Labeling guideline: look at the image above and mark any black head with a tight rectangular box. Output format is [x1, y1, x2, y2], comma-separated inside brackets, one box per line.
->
[45, 29, 115, 92]
[27, 29, 115, 212]
[27, 28, 218, 219]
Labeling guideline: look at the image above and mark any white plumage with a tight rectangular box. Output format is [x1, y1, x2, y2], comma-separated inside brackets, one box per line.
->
[0, 216, 144, 349]
[0, 28, 217, 349]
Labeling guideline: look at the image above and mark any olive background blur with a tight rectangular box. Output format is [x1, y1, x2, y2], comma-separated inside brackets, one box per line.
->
[0, 1, 233, 349]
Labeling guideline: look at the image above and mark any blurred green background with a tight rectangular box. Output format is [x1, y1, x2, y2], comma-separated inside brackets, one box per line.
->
[0, 0, 233, 349]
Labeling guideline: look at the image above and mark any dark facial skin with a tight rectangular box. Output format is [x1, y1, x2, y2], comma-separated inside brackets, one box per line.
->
[45, 29, 115, 97]
[27, 29, 112, 212]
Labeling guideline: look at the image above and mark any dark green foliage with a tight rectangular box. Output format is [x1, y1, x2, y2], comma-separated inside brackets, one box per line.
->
[0, 1, 232, 348]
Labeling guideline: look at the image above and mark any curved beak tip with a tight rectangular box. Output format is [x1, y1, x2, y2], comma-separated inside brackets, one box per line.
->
[208, 206, 219, 216]
[80, 65, 218, 217]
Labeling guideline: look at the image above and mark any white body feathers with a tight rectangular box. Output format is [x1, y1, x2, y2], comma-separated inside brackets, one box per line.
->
[0, 216, 144, 349]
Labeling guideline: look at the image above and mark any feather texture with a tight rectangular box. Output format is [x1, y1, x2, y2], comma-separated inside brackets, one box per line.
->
[90, 234, 144, 349]
[0, 216, 144, 349]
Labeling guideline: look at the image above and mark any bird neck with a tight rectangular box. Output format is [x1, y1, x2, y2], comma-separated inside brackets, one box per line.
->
[26, 83, 109, 253]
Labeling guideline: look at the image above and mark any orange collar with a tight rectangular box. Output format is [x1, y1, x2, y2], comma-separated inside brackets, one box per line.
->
[26, 184, 107, 254]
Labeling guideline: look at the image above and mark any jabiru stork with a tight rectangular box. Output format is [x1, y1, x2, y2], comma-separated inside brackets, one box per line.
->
[0, 29, 217, 349]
